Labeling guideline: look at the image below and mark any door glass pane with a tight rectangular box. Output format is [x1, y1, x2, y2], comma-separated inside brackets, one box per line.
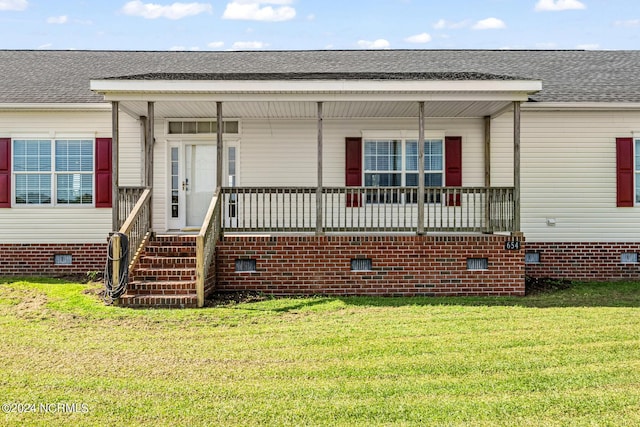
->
[170, 147, 179, 218]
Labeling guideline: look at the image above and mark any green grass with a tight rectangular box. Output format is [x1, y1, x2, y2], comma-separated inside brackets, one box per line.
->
[0, 278, 639, 426]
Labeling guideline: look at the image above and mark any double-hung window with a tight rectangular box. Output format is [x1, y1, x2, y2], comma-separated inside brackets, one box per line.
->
[13, 139, 94, 206]
[363, 137, 444, 203]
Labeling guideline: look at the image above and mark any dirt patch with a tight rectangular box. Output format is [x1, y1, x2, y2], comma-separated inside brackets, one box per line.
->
[205, 291, 268, 307]
[525, 276, 573, 295]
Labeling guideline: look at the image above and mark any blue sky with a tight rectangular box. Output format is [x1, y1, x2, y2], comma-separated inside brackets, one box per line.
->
[0, 0, 638, 51]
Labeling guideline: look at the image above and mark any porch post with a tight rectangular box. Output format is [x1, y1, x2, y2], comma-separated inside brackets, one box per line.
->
[146, 102, 155, 187]
[111, 101, 119, 231]
[417, 101, 425, 235]
[146, 102, 155, 228]
[513, 101, 521, 233]
[216, 102, 223, 189]
[484, 116, 491, 232]
[316, 101, 324, 235]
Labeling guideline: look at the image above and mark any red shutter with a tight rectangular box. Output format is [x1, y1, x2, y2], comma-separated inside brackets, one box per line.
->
[0, 138, 10, 208]
[345, 137, 362, 207]
[95, 138, 112, 208]
[616, 137, 634, 207]
[445, 136, 462, 206]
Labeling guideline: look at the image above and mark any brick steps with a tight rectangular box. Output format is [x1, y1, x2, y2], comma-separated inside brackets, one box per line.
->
[118, 293, 198, 309]
[118, 235, 199, 308]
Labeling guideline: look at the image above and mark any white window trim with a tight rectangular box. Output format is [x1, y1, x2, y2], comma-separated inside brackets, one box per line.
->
[11, 138, 96, 208]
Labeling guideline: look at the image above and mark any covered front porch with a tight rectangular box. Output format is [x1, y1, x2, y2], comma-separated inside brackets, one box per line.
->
[92, 72, 540, 307]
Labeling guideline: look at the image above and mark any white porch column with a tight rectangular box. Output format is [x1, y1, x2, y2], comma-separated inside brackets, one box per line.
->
[513, 101, 521, 233]
[216, 102, 223, 189]
[111, 101, 119, 231]
[417, 101, 425, 235]
[316, 101, 324, 235]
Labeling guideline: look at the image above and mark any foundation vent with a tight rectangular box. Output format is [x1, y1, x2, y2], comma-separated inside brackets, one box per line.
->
[467, 258, 488, 271]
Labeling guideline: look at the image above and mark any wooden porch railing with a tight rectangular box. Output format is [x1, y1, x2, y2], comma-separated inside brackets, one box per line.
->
[111, 188, 152, 289]
[117, 186, 148, 230]
[196, 187, 223, 308]
[220, 186, 515, 233]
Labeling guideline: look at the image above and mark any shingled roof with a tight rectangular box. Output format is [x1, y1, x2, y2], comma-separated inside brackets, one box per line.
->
[1, 49, 639, 104]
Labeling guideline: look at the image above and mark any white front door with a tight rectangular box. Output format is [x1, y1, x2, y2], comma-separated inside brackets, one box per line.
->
[167, 142, 217, 230]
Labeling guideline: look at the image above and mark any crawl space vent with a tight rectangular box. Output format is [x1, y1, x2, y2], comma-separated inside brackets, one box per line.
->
[467, 258, 488, 270]
[235, 259, 257, 272]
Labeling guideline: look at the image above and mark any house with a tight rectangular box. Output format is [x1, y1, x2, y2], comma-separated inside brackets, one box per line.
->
[0, 49, 638, 307]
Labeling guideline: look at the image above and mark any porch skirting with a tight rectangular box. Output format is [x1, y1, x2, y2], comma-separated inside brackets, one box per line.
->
[525, 242, 640, 281]
[0, 243, 106, 277]
[216, 234, 526, 296]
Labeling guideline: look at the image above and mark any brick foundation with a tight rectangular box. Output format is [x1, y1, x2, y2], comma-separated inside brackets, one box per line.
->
[525, 242, 640, 281]
[216, 234, 525, 296]
[0, 243, 107, 276]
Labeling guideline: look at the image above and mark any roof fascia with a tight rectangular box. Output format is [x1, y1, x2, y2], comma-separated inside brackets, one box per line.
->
[0, 103, 110, 111]
[90, 78, 542, 100]
[522, 102, 640, 111]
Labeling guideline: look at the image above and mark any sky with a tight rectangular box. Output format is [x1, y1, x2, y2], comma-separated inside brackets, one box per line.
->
[0, 0, 638, 51]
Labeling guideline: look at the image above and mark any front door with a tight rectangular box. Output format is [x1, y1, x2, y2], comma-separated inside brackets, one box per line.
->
[167, 143, 217, 230]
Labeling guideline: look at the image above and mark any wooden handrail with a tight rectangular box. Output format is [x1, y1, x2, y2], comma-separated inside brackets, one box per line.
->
[195, 187, 222, 308]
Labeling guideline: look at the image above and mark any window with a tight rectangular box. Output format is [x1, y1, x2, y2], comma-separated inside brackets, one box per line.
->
[363, 138, 443, 203]
[168, 120, 239, 135]
[13, 139, 94, 206]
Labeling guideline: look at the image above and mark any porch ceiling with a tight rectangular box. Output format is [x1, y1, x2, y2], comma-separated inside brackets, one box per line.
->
[117, 99, 514, 119]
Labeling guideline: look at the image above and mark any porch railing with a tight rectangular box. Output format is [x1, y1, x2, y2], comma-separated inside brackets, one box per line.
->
[196, 187, 223, 308]
[117, 186, 148, 230]
[116, 187, 152, 272]
[220, 186, 514, 233]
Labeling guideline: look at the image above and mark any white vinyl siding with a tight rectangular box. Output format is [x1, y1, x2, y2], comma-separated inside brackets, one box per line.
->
[0, 109, 142, 243]
[493, 109, 640, 242]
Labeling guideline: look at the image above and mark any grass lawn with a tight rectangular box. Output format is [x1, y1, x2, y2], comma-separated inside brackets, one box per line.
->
[0, 278, 639, 426]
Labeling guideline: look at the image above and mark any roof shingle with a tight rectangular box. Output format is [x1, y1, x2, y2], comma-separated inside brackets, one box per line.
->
[1, 49, 639, 104]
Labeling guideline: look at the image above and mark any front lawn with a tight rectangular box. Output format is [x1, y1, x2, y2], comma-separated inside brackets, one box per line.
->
[0, 278, 639, 426]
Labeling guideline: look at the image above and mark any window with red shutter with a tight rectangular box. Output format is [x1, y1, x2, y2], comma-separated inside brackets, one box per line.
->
[95, 138, 112, 208]
[0, 138, 10, 208]
[616, 137, 634, 207]
[345, 137, 362, 207]
[445, 136, 462, 206]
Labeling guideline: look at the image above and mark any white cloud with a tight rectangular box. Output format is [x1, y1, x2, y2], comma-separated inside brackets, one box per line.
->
[433, 19, 470, 30]
[122, 1, 212, 20]
[207, 41, 224, 48]
[357, 39, 391, 49]
[472, 17, 506, 30]
[535, 0, 586, 11]
[614, 19, 640, 27]
[404, 32, 432, 44]
[0, 0, 27, 11]
[37, 43, 53, 49]
[46, 15, 68, 24]
[576, 43, 599, 50]
[230, 40, 269, 50]
[223, 1, 295, 22]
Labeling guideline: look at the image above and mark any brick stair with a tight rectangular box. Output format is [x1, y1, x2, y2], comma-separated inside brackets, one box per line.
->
[118, 235, 199, 308]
